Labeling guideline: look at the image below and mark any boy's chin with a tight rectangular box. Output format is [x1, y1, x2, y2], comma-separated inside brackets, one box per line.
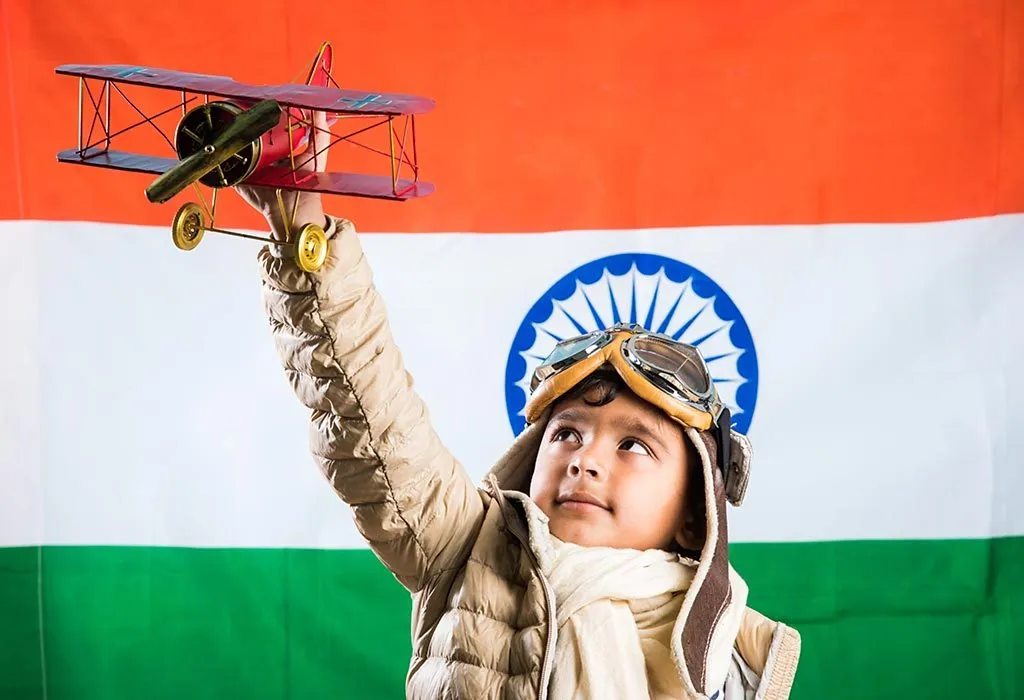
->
[549, 519, 618, 549]
[548, 518, 675, 552]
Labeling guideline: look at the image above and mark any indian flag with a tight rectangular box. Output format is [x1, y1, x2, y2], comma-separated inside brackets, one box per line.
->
[2, 1, 1023, 698]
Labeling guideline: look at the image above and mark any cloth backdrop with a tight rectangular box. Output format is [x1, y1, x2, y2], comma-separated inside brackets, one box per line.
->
[1, 1, 1022, 698]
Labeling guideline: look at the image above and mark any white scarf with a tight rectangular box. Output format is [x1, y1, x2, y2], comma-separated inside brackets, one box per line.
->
[539, 535, 697, 700]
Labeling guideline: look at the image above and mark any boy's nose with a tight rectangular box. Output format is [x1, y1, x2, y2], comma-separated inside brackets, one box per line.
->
[568, 452, 604, 480]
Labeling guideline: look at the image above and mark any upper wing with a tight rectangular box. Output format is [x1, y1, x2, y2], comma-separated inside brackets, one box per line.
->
[56, 64, 240, 98]
[56, 64, 435, 115]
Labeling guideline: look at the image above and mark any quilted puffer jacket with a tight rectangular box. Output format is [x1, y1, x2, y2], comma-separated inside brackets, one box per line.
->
[257, 216, 801, 699]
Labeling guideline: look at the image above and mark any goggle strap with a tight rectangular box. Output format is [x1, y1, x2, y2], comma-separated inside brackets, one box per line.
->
[716, 407, 732, 487]
[523, 345, 609, 423]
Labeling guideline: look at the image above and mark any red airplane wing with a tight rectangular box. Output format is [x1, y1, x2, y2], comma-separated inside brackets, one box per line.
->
[245, 166, 434, 201]
[57, 149, 433, 201]
[56, 64, 434, 116]
[58, 148, 176, 174]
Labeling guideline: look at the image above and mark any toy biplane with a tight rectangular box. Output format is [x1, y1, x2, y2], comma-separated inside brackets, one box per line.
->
[55, 42, 433, 271]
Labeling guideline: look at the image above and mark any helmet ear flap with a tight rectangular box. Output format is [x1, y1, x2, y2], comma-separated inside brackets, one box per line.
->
[675, 434, 707, 556]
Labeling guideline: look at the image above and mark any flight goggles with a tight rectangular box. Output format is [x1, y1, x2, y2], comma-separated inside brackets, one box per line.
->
[525, 323, 736, 492]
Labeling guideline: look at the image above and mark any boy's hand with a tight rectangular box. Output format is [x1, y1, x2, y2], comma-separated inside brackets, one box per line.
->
[235, 109, 332, 241]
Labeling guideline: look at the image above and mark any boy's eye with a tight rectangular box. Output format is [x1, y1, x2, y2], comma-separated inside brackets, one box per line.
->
[621, 439, 652, 456]
[552, 428, 579, 442]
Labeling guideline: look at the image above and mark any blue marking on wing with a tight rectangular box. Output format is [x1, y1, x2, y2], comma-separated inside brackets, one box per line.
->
[112, 67, 158, 78]
[335, 93, 393, 109]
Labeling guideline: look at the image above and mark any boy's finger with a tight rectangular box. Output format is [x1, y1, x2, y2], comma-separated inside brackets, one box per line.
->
[309, 109, 332, 172]
[268, 110, 331, 173]
[294, 109, 330, 174]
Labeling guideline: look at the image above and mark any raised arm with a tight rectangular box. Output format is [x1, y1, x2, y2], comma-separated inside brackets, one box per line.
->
[236, 112, 484, 592]
[256, 215, 485, 591]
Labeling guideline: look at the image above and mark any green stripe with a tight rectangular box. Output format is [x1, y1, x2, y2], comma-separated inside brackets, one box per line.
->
[2, 538, 1021, 699]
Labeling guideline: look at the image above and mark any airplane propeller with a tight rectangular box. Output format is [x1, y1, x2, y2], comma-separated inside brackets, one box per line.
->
[145, 99, 283, 204]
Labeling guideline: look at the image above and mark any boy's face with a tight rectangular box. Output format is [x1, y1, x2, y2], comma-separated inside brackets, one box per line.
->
[529, 386, 692, 552]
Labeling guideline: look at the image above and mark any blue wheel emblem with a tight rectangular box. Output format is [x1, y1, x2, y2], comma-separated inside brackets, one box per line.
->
[504, 253, 759, 437]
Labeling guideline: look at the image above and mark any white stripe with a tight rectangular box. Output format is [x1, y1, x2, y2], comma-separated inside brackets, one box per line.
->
[1, 215, 1022, 548]
[0, 221, 42, 547]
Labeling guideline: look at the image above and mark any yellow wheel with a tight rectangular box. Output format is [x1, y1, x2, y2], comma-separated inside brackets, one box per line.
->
[295, 223, 329, 272]
[171, 202, 205, 251]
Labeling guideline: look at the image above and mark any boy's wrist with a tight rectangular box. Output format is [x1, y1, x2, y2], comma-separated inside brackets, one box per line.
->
[266, 206, 327, 241]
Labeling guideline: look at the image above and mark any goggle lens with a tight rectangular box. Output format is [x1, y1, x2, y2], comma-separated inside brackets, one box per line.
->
[545, 332, 605, 366]
[529, 331, 611, 391]
[629, 335, 711, 394]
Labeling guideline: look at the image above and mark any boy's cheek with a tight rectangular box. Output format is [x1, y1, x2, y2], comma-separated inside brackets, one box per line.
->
[527, 473, 558, 510]
[614, 481, 676, 524]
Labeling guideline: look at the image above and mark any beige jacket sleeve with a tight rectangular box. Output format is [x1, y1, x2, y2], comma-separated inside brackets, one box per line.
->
[257, 215, 485, 592]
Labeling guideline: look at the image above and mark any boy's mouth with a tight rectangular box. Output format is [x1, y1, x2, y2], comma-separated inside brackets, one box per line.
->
[556, 490, 611, 512]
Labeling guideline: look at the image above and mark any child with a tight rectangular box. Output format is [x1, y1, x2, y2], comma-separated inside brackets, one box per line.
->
[238, 114, 801, 699]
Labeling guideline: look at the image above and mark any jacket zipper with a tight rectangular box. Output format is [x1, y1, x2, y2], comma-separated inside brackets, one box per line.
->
[532, 552, 557, 700]
[488, 480, 558, 700]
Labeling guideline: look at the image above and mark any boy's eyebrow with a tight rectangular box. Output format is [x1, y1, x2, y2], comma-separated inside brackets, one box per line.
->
[551, 407, 671, 454]
[611, 415, 670, 453]
[549, 407, 588, 425]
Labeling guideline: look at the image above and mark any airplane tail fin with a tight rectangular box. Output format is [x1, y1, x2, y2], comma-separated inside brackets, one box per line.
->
[305, 42, 333, 88]
[293, 41, 338, 159]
